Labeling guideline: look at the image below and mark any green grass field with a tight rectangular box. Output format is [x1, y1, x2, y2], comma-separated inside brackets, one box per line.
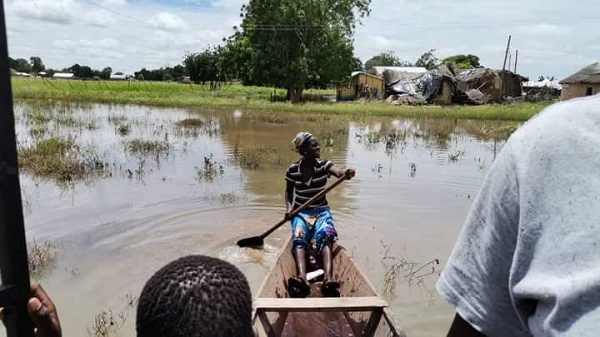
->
[12, 77, 553, 121]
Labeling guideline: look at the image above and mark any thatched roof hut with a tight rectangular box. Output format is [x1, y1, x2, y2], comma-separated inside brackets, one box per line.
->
[559, 62, 600, 100]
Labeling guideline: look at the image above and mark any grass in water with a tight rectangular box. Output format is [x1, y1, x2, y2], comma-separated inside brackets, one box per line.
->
[126, 139, 170, 157]
[195, 155, 224, 182]
[380, 240, 440, 300]
[174, 118, 219, 138]
[88, 310, 126, 337]
[117, 124, 130, 136]
[177, 118, 206, 127]
[19, 136, 107, 182]
[234, 145, 283, 169]
[220, 192, 246, 205]
[28, 240, 58, 279]
[88, 293, 137, 337]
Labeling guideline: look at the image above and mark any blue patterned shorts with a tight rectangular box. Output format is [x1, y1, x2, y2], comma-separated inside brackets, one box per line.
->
[290, 206, 338, 253]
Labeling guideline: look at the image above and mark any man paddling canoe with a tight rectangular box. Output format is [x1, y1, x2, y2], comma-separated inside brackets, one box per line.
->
[284, 132, 355, 298]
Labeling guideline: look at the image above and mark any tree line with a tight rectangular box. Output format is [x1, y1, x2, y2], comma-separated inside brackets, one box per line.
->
[10, 56, 118, 80]
[363, 50, 482, 72]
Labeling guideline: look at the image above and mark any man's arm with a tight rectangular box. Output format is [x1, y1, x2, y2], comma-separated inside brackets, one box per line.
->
[447, 314, 486, 337]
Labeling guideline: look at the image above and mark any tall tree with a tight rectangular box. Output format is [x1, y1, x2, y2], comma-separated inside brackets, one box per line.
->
[100, 67, 112, 80]
[364, 52, 411, 70]
[309, 27, 361, 88]
[442, 54, 481, 70]
[183, 48, 220, 85]
[68, 64, 82, 77]
[29, 56, 45, 74]
[79, 65, 93, 78]
[235, 0, 371, 102]
[11, 58, 31, 73]
[414, 49, 439, 70]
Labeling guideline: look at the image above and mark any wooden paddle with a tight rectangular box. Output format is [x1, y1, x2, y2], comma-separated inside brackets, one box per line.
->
[237, 175, 348, 248]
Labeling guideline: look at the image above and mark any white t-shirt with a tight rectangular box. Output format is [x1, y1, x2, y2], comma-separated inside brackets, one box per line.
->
[437, 94, 600, 337]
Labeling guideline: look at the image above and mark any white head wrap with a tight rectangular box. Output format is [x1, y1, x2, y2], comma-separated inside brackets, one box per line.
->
[292, 132, 313, 153]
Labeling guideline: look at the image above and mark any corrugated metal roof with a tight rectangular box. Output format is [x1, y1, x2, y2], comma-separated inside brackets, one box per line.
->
[53, 73, 75, 78]
[371, 66, 427, 75]
[351, 71, 382, 79]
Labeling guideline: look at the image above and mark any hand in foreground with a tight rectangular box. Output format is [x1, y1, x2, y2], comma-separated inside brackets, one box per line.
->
[0, 283, 62, 337]
[344, 168, 356, 179]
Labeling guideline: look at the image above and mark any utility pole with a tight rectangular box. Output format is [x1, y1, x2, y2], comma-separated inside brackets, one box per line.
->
[500, 35, 512, 99]
[502, 35, 512, 72]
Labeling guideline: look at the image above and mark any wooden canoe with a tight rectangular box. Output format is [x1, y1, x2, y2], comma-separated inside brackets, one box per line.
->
[252, 238, 405, 337]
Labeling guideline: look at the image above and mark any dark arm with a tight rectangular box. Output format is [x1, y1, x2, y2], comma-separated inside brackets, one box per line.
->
[328, 164, 355, 179]
[447, 314, 486, 337]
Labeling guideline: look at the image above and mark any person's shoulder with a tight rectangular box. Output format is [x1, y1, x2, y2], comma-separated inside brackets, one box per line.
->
[287, 160, 301, 171]
[316, 159, 332, 166]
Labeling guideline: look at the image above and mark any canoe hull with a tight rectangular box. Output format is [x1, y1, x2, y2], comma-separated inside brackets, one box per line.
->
[252, 238, 405, 337]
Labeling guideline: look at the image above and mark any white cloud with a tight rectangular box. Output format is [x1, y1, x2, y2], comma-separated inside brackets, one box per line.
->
[84, 11, 116, 28]
[147, 12, 186, 31]
[101, 0, 127, 6]
[517, 23, 570, 36]
[11, 0, 78, 25]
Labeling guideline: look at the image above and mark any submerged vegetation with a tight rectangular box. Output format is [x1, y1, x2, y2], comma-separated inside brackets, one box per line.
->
[13, 78, 550, 121]
[19, 136, 107, 182]
[380, 240, 440, 300]
[125, 139, 170, 157]
[14, 99, 519, 185]
[88, 293, 137, 337]
[174, 118, 219, 138]
[176, 118, 206, 127]
[28, 240, 59, 279]
[195, 155, 225, 182]
[234, 145, 284, 169]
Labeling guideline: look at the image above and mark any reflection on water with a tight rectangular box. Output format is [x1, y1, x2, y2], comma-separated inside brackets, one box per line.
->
[3, 101, 518, 337]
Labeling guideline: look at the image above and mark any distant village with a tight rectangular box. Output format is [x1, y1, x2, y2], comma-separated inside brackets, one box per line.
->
[13, 71, 133, 81]
[337, 62, 599, 105]
[12, 61, 599, 105]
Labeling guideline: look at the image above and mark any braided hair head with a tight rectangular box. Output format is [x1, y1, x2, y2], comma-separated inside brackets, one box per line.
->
[136, 255, 253, 337]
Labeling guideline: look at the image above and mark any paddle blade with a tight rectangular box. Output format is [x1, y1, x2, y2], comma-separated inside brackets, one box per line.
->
[237, 236, 264, 248]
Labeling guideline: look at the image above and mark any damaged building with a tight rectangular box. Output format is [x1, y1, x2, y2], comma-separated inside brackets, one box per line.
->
[382, 65, 456, 105]
[455, 68, 527, 104]
[337, 64, 528, 105]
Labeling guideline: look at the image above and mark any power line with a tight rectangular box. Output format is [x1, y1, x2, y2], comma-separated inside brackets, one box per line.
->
[86, 0, 152, 27]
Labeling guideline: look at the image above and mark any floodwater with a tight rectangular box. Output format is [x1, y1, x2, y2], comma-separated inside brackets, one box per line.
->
[2, 101, 518, 337]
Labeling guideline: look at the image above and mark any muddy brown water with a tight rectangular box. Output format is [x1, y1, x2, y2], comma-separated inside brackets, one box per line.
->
[1, 101, 518, 337]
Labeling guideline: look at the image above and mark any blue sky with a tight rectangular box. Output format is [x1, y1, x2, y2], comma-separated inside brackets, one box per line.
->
[5, 0, 600, 79]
